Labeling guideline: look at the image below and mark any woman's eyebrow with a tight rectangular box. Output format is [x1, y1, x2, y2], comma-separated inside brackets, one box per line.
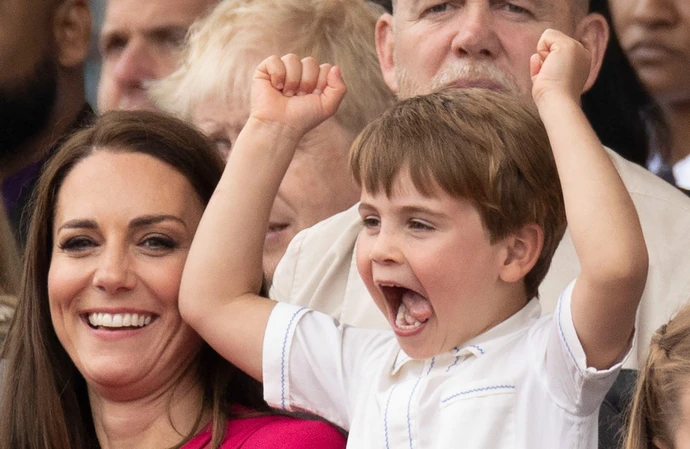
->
[56, 219, 98, 233]
[129, 214, 187, 230]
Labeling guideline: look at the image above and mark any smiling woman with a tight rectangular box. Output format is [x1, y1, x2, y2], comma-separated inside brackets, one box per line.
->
[0, 111, 346, 449]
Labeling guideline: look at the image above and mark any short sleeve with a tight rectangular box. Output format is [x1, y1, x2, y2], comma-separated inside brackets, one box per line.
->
[539, 280, 633, 416]
[262, 302, 395, 430]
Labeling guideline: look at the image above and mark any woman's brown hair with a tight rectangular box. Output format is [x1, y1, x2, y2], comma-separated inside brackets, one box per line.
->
[0, 110, 267, 449]
[625, 302, 690, 449]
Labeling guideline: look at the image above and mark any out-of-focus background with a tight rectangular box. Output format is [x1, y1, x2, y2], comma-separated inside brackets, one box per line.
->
[85, 0, 105, 107]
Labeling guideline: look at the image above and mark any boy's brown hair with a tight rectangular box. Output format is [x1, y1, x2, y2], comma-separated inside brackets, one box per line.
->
[350, 88, 566, 300]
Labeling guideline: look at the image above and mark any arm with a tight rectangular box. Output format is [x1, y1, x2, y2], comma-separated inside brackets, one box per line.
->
[531, 30, 648, 369]
[179, 54, 347, 381]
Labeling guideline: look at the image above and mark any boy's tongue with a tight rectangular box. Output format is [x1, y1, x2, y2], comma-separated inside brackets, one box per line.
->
[401, 290, 432, 322]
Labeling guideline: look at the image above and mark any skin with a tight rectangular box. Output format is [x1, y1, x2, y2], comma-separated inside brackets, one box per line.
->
[376, 0, 607, 100]
[180, 37, 643, 384]
[48, 151, 208, 448]
[0, 0, 52, 87]
[610, 0, 690, 103]
[654, 387, 690, 449]
[356, 173, 528, 358]
[610, 0, 690, 165]
[0, 0, 89, 176]
[97, 0, 218, 112]
[191, 94, 360, 284]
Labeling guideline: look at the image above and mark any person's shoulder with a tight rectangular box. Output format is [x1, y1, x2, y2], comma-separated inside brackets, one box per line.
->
[238, 415, 346, 449]
[607, 149, 690, 211]
[298, 203, 362, 242]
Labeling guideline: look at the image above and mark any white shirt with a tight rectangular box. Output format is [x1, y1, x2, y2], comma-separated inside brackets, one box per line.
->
[271, 150, 690, 368]
[673, 154, 690, 190]
[263, 282, 627, 449]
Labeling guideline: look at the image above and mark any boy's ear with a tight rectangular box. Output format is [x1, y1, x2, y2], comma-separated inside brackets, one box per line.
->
[375, 13, 399, 94]
[53, 0, 91, 69]
[574, 12, 609, 93]
[498, 223, 543, 284]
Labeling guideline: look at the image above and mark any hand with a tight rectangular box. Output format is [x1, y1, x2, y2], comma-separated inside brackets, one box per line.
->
[530, 29, 591, 106]
[251, 53, 347, 141]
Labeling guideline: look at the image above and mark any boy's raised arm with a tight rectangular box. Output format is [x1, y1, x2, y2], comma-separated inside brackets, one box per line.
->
[531, 30, 648, 370]
[179, 54, 347, 381]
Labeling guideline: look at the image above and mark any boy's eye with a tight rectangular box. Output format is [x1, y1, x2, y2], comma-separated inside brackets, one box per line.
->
[409, 220, 434, 231]
[362, 216, 381, 229]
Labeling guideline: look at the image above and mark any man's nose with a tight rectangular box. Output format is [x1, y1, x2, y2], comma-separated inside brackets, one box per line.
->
[450, 4, 501, 58]
[631, 0, 679, 27]
[92, 246, 136, 296]
[113, 39, 155, 90]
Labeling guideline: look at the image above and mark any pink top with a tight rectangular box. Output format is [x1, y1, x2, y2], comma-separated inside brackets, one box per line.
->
[182, 412, 346, 449]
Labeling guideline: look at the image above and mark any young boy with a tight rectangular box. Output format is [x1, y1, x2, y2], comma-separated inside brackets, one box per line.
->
[180, 30, 648, 448]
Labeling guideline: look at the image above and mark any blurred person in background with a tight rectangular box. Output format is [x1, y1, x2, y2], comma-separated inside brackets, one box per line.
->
[610, 0, 690, 194]
[97, 0, 219, 112]
[0, 0, 92, 246]
[0, 204, 19, 343]
[150, 0, 394, 285]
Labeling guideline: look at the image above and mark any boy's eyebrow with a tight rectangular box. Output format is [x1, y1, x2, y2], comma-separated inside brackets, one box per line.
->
[358, 202, 449, 219]
[358, 202, 376, 214]
[397, 205, 448, 219]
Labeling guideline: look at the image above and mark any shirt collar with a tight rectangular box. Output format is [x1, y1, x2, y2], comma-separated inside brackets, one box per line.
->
[391, 298, 541, 375]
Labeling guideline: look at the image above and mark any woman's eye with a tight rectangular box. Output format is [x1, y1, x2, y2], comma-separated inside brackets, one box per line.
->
[140, 236, 177, 252]
[59, 237, 97, 252]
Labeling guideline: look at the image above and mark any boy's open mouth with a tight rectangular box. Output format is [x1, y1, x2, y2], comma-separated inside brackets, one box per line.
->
[379, 285, 432, 330]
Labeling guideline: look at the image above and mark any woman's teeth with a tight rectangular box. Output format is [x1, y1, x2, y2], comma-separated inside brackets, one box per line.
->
[87, 313, 152, 329]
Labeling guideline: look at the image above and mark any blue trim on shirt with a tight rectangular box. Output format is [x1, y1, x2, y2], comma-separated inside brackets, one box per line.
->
[406, 375, 423, 449]
[469, 344, 485, 355]
[281, 307, 307, 409]
[384, 383, 399, 449]
[557, 291, 583, 376]
[441, 385, 516, 403]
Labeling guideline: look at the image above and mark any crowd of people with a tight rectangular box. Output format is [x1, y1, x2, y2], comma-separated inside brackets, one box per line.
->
[1, 0, 690, 448]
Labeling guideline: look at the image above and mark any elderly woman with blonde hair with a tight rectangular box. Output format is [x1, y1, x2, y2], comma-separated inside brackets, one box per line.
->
[150, 0, 393, 285]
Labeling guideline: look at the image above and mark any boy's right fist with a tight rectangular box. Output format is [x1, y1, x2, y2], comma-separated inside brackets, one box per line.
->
[251, 53, 347, 140]
[530, 29, 592, 106]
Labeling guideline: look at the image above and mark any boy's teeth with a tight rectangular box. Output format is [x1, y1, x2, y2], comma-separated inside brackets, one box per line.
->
[396, 302, 425, 329]
[87, 312, 153, 329]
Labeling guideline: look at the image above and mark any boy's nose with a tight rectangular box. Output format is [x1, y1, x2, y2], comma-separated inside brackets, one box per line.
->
[369, 231, 404, 265]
